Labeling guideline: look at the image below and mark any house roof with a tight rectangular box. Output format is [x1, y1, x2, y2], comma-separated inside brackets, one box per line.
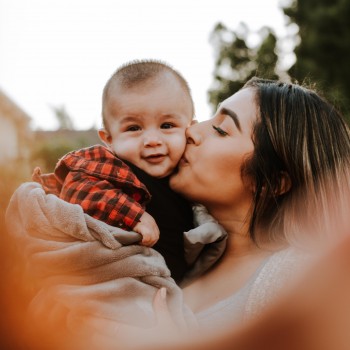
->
[0, 89, 31, 124]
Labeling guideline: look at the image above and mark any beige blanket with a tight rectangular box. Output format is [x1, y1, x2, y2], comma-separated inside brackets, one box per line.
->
[6, 182, 196, 334]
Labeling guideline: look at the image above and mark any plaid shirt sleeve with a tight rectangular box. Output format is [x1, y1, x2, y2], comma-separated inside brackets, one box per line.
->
[60, 170, 145, 230]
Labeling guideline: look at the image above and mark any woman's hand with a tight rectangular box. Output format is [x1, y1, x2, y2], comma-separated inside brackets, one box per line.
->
[73, 288, 183, 350]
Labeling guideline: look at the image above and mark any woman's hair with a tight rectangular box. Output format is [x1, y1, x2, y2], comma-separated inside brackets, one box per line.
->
[242, 77, 350, 243]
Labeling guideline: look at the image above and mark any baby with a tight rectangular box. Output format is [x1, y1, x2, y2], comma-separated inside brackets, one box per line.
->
[33, 60, 195, 282]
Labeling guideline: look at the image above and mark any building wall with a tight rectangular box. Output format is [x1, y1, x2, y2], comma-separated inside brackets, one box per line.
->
[0, 90, 32, 166]
[0, 115, 19, 163]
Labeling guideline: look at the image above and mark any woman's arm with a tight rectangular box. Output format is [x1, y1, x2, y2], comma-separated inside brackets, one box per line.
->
[145, 233, 350, 350]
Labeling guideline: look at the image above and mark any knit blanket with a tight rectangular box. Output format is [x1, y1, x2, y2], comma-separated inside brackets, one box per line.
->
[5, 182, 197, 335]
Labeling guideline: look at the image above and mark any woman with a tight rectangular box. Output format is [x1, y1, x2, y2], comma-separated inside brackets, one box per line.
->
[115, 77, 350, 349]
[170, 77, 350, 328]
[132, 77, 350, 349]
[94, 77, 350, 348]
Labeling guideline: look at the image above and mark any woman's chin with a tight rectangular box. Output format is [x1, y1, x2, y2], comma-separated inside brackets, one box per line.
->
[169, 167, 186, 192]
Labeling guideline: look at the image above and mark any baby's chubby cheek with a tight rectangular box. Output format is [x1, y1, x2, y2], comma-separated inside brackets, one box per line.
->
[170, 133, 187, 161]
[110, 139, 137, 161]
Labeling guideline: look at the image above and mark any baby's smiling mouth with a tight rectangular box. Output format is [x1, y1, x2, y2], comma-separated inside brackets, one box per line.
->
[144, 154, 166, 163]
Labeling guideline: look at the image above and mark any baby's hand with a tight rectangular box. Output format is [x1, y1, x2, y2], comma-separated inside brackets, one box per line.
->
[133, 211, 160, 247]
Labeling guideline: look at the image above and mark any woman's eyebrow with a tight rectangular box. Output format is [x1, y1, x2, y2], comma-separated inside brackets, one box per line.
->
[220, 107, 241, 132]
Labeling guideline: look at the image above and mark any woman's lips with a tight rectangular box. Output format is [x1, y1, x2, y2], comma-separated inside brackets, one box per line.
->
[179, 155, 189, 166]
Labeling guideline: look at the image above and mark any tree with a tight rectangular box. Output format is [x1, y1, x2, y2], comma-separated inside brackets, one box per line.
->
[283, 0, 350, 119]
[30, 129, 100, 172]
[209, 1, 350, 122]
[51, 105, 75, 130]
[208, 22, 279, 111]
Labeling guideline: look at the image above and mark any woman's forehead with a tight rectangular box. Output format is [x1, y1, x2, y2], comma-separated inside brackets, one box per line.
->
[218, 88, 258, 127]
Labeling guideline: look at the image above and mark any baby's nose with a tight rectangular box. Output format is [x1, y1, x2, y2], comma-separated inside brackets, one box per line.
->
[143, 131, 163, 147]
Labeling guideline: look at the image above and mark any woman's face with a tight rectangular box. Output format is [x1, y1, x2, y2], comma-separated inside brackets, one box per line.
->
[170, 88, 257, 213]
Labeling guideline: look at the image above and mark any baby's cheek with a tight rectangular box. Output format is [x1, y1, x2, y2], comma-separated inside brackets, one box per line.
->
[169, 133, 187, 161]
[111, 139, 138, 160]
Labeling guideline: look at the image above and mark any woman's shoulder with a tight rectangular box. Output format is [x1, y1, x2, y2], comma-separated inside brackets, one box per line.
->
[244, 247, 308, 319]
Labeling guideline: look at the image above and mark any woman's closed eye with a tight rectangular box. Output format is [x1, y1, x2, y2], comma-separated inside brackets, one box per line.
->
[212, 125, 228, 136]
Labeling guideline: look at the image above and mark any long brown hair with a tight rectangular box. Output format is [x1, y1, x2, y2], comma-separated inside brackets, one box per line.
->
[242, 77, 350, 243]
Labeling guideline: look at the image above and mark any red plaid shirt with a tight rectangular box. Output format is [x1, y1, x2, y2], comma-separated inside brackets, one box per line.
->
[32, 145, 151, 230]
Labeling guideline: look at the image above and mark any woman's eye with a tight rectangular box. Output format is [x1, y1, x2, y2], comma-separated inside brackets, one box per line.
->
[126, 125, 141, 132]
[212, 125, 228, 136]
[161, 123, 175, 129]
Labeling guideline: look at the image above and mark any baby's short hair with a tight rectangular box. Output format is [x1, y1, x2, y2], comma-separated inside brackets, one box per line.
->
[101, 59, 193, 129]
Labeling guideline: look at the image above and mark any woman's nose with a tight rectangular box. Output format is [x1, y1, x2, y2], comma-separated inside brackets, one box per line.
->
[185, 121, 202, 145]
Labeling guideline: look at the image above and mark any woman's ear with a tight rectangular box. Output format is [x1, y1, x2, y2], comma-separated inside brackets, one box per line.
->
[257, 172, 291, 196]
[98, 128, 112, 146]
[278, 171, 291, 195]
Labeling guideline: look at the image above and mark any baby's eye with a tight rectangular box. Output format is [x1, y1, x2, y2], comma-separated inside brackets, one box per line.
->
[212, 125, 228, 136]
[126, 125, 141, 132]
[161, 123, 175, 129]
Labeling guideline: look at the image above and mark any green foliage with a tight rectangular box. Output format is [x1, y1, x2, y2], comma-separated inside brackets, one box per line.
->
[31, 103, 100, 171]
[283, 0, 350, 120]
[30, 139, 78, 171]
[209, 1, 350, 123]
[30, 130, 100, 172]
[208, 23, 279, 111]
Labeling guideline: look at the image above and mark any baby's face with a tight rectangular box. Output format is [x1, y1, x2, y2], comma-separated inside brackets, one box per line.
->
[101, 74, 193, 178]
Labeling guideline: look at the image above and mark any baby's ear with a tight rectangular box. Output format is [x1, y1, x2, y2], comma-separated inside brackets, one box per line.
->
[98, 128, 112, 146]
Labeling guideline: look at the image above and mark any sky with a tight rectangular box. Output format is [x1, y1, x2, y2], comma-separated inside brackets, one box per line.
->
[0, 0, 292, 130]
